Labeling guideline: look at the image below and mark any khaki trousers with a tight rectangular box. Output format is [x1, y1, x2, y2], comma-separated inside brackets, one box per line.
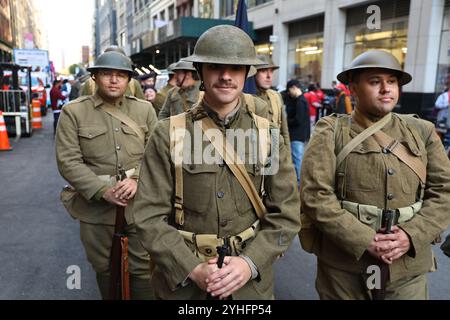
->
[80, 221, 154, 299]
[316, 260, 428, 300]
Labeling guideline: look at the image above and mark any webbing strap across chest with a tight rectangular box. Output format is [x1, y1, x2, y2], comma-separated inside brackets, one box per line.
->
[336, 112, 426, 184]
[267, 89, 282, 127]
[169, 103, 270, 225]
[99, 104, 145, 144]
[200, 116, 267, 221]
[169, 113, 187, 226]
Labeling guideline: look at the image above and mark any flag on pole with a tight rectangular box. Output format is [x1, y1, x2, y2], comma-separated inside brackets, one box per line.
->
[234, 0, 257, 94]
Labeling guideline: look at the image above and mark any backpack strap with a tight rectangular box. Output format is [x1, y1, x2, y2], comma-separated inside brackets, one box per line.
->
[244, 93, 256, 113]
[395, 114, 428, 200]
[336, 113, 392, 168]
[169, 112, 187, 226]
[267, 89, 282, 127]
[98, 104, 145, 144]
[334, 115, 351, 200]
[199, 116, 267, 220]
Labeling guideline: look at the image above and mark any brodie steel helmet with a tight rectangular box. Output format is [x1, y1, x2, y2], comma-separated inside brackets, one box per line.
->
[172, 60, 197, 72]
[255, 55, 279, 70]
[87, 51, 135, 75]
[337, 50, 412, 86]
[183, 25, 265, 66]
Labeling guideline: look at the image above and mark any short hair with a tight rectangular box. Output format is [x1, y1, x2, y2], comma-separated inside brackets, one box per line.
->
[286, 79, 302, 90]
[143, 85, 157, 93]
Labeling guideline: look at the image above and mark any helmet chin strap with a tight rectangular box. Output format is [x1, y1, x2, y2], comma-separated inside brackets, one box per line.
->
[179, 73, 187, 88]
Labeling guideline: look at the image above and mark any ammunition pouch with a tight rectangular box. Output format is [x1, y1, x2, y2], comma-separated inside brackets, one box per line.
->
[341, 200, 422, 231]
[179, 220, 260, 262]
[299, 201, 422, 253]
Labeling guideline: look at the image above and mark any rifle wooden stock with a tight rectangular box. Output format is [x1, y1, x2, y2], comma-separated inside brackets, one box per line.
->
[108, 169, 130, 300]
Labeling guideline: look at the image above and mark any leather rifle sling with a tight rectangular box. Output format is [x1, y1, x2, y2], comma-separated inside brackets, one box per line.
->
[372, 130, 426, 183]
[99, 104, 145, 144]
[336, 113, 391, 168]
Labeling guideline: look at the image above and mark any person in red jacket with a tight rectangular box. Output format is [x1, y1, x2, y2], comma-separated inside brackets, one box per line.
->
[303, 83, 322, 129]
[50, 79, 67, 135]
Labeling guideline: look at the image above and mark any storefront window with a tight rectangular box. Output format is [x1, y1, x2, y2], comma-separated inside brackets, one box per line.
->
[288, 35, 323, 84]
[343, 0, 410, 72]
[344, 19, 408, 70]
[436, 6, 450, 94]
[287, 15, 324, 85]
[255, 43, 273, 56]
[199, 0, 214, 19]
[220, 0, 238, 17]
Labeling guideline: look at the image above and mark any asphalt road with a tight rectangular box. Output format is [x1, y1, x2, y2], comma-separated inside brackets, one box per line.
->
[0, 112, 448, 300]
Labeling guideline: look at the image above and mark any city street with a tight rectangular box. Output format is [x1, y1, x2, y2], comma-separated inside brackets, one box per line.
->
[0, 112, 449, 300]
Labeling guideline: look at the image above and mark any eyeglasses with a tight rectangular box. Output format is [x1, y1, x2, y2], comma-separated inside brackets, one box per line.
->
[97, 70, 129, 81]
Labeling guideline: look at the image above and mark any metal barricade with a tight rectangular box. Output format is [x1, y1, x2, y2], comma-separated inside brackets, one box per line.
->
[0, 89, 31, 138]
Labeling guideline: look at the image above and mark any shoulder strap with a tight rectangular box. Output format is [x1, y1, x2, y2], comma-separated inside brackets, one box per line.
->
[336, 113, 391, 168]
[169, 113, 187, 226]
[244, 93, 256, 113]
[89, 78, 96, 95]
[372, 129, 427, 184]
[130, 81, 136, 96]
[267, 90, 282, 126]
[99, 104, 145, 143]
[197, 91, 204, 105]
[200, 117, 267, 221]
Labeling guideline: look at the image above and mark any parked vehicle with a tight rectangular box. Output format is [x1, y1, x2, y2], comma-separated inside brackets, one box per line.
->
[0, 63, 33, 137]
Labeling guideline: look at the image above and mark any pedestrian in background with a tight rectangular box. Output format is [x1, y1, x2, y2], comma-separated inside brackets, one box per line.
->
[50, 79, 66, 135]
[286, 79, 310, 187]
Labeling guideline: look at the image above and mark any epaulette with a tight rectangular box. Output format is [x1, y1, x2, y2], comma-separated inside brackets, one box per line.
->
[125, 95, 138, 101]
[64, 95, 92, 107]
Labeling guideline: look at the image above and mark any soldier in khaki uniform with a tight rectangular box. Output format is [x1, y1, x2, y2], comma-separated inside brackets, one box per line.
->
[152, 63, 177, 115]
[56, 51, 157, 299]
[80, 45, 145, 100]
[158, 60, 201, 119]
[255, 55, 290, 152]
[300, 50, 450, 300]
[133, 25, 301, 300]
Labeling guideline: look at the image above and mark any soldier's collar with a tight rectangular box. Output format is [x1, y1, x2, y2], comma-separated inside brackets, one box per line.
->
[191, 97, 242, 127]
[92, 93, 125, 108]
[180, 81, 200, 95]
[256, 86, 267, 96]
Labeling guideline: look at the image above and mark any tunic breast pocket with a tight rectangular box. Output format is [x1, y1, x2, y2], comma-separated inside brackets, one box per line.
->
[182, 164, 219, 215]
[231, 163, 260, 215]
[78, 126, 108, 160]
[345, 148, 382, 192]
[121, 126, 145, 156]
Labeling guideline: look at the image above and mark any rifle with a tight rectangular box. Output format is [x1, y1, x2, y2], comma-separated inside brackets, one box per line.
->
[108, 168, 130, 300]
[206, 238, 230, 300]
[372, 209, 397, 300]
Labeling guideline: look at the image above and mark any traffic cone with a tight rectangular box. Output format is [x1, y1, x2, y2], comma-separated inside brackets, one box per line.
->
[31, 99, 42, 129]
[0, 111, 12, 151]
